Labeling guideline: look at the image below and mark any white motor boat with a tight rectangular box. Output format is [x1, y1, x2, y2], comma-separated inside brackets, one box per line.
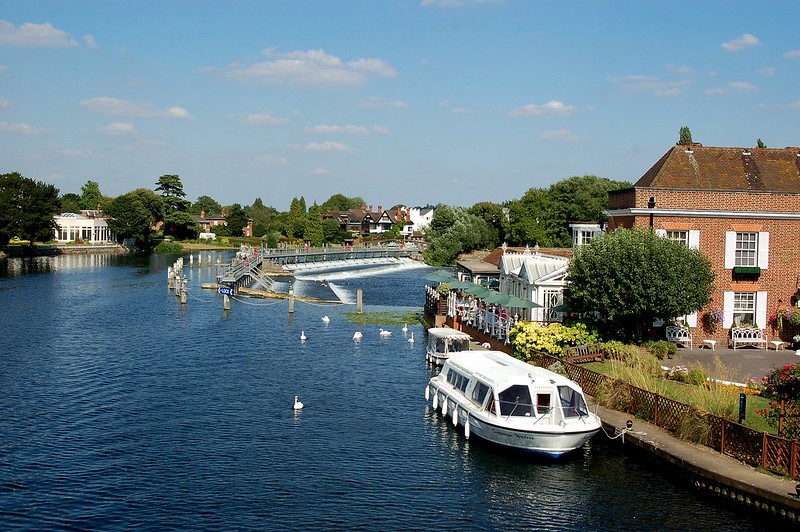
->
[425, 350, 601, 457]
[426, 327, 472, 365]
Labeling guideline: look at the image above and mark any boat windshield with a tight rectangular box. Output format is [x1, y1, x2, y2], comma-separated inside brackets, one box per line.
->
[558, 385, 589, 418]
[449, 338, 470, 352]
[498, 385, 533, 416]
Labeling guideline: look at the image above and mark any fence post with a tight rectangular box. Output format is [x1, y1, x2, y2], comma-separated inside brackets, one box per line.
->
[654, 395, 660, 426]
[791, 440, 798, 480]
[762, 432, 768, 469]
[720, 419, 726, 454]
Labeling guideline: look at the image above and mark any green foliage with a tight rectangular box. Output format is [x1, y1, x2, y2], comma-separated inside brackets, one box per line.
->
[224, 204, 249, 237]
[303, 203, 325, 246]
[509, 320, 600, 359]
[677, 126, 693, 145]
[154, 240, 184, 254]
[565, 228, 714, 341]
[756, 138, 767, 149]
[155, 174, 191, 212]
[642, 340, 672, 360]
[423, 204, 497, 266]
[103, 188, 165, 249]
[0, 172, 61, 247]
[506, 187, 553, 247]
[687, 368, 707, 386]
[190, 195, 222, 216]
[320, 194, 365, 212]
[285, 196, 306, 238]
[80, 180, 104, 210]
[60, 193, 82, 214]
[761, 363, 800, 400]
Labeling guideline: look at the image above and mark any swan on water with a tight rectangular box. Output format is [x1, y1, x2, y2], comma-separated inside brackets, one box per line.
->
[402, 323, 408, 333]
[353, 331, 362, 340]
[293, 395, 304, 410]
[379, 328, 392, 336]
[408, 332, 415, 344]
[300, 331, 307, 341]
[322, 315, 330, 323]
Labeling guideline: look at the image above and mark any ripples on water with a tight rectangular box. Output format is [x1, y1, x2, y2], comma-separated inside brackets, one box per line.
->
[0, 253, 770, 530]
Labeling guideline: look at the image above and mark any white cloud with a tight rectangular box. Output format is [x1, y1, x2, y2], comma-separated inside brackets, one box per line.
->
[305, 124, 369, 135]
[238, 112, 289, 126]
[508, 100, 576, 116]
[0, 121, 44, 134]
[451, 107, 473, 114]
[358, 96, 409, 108]
[99, 122, 135, 134]
[788, 101, 800, 109]
[539, 129, 579, 142]
[310, 167, 331, 175]
[372, 125, 390, 134]
[721, 33, 760, 52]
[0, 97, 11, 109]
[665, 64, 695, 75]
[704, 81, 759, 95]
[82, 35, 97, 48]
[758, 66, 776, 76]
[290, 141, 353, 152]
[80, 97, 193, 119]
[0, 20, 78, 47]
[257, 154, 290, 165]
[220, 48, 396, 87]
[785, 50, 800, 59]
[609, 75, 689, 96]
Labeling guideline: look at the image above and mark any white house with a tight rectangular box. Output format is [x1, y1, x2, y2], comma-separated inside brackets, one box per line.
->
[498, 245, 569, 322]
[53, 211, 115, 243]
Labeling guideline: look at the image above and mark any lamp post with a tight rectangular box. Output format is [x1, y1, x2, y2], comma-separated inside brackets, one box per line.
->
[648, 196, 656, 229]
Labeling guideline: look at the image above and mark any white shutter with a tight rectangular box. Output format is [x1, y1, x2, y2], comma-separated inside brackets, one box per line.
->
[686, 311, 698, 328]
[723, 291, 734, 329]
[756, 291, 768, 330]
[688, 230, 700, 250]
[655, 229, 666, 238]
[757, 232, 769, 270]
[724, 232, 736, 269]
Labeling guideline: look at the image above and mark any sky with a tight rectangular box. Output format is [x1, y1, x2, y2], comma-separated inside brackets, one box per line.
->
[1, 1, 798, 211]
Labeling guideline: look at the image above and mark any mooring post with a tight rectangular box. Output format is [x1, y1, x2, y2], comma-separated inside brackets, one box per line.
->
[288, 283, 295, 314]
[223, 294, 230, 311]
[167, 266, 173, 289]
[181, 276, 187, 305]
[357, 288, 363, 314]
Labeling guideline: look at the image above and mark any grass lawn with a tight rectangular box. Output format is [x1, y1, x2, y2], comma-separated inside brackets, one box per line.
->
[584, 360, 777, 435]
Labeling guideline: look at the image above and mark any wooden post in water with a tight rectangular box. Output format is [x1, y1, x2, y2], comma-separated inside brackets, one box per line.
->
[288, 283, 295, 314]
[180, 276, 187, 305]
[223, 294, 230, 311]
[357, 288, 363, 314]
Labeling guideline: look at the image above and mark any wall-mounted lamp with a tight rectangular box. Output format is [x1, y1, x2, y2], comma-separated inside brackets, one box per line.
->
[648, 196, 656, 229]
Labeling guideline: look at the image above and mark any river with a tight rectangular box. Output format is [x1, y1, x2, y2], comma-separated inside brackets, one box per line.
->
[0, 252, 769, 530]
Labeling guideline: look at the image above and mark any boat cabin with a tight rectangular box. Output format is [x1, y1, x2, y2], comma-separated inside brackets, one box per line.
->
[426, 327, 472, 365]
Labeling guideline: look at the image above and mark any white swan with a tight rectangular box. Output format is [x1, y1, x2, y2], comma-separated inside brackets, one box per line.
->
[322, 315, 330, 323]
[408, 332, 415, 344]
[293, 395, 304, 410]
[379, 328, 392, 337]
[353, 331, 362, 340]
[402, 323, 408, 333]
[300, 331, 307, 341]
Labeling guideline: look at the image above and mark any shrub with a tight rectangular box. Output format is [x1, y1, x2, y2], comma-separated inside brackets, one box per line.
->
[509, 320, 601, 358]
[642, 340, 674, 360]
[687, 368, 707, 386]
[154, 241, 183, 254]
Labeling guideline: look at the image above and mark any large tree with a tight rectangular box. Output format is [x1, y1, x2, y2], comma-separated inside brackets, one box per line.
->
[0, 172, 61, 247]
[564, 228, 714, 341]
[285, 196, 306, 239]
[320, 193, 365, 212]
[155, 174, 195, 239]
[80, 180, 104, 210]
[506, 187, 555, 247]
[103, 188, 165, 249]
[303, 203, 325, 246]
[190, 195, 222, 216]
[222, 203, 249, 237]
[423, 204, 497, 266]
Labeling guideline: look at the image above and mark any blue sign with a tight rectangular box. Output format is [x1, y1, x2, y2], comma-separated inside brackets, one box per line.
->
[218, 286, 234, 296]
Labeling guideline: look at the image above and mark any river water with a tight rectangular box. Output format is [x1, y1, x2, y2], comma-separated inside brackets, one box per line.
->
[0, 252, 769, 531]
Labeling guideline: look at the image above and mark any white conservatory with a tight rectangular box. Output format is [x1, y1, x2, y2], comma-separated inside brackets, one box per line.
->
[498, 245, 569, 323]
[53, 211, 115, 244]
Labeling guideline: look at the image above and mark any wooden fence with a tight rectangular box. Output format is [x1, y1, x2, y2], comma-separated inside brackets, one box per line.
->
[529, 350, 800, 480]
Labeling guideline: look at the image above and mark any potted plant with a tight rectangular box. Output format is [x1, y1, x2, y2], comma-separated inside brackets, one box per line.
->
[701, 308, 723, 333]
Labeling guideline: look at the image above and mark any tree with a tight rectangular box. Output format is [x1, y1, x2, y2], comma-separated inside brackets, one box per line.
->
[80, 180, 104, 210]
[468, 201, 506, 244]
[424, 205, 497, 266]
[224, 204, 249, 237]
[190, 195, 222, 216]
[303, 203, 325, 246]
[0, 172, 61, 247]
[320, 193, 365, 212]
[677, 126, 693, 145]
[506, 187, 555, 247]
[155, 174, 195, 239]
[322, 218, 342, 243]
[103, 188, 165, 249]
[564, 228, 714, 341]
[60, 193, 82, 214]
[757, 138, 767, 148]
[285, 197, 306, 239]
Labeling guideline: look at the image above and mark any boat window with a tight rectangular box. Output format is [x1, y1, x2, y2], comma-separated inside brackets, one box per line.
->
[459, 377, 469, 392]
[536, 393, 551, 415]
[436, 339, 447, 353]
[558, 386, 589, 418]
[472, 382, 490, 405]
[498, 385, 533, 416]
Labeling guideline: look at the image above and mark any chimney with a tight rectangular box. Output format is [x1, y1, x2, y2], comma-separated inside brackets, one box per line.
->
[369, 205, 373, 212]
[361, 203, 366, 211]
[201, 210, 205, 219]
[378, 205, 382, 213]
[221, 208, 226, 217]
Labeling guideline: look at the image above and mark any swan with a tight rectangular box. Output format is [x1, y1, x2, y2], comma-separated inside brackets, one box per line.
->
[322, 315, 330, 323]
[293, 395, 304, 410]
[402, 323, 408, 333]
[300, 331, 307, 341]
[379, 328, 392, 337]
[408, 332, 415, 344]
[353, 331, 362, 340]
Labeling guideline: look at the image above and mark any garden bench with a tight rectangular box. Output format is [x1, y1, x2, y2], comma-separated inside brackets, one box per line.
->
[563, 343, 605, 363]
[730, 327, 768, 350]
[665, 326, 693, 350]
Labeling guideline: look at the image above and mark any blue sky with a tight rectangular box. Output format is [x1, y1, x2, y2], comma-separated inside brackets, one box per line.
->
[1, 1, 798, 211]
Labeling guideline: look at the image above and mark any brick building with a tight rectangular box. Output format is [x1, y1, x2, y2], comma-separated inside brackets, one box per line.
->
[605, 143, 800, 345]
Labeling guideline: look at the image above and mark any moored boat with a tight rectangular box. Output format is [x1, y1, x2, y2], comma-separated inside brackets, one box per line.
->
[425, 350, 601, 457]
[425, 327, 472, 365]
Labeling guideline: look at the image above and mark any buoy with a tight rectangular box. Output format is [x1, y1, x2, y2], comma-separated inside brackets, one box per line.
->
[432, 391, 438, 410]
[408, 332, 415, 344]
[452, 407, 459, 426]
[402, 323, 408, 333]
[465, 416, 471, 439]
[293, 395, 304, 410]
[425, 385, 430, 401]
[353, 331, 362, 340]
[322, 315, 330, 323]
[379, 328, 391, 336]
[300, 331, 306, 341]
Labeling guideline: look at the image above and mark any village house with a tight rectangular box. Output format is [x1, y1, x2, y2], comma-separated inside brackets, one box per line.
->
[53, 210, 115, 244]
[605, 143, 800, 345]
[322, 204, 434, 241]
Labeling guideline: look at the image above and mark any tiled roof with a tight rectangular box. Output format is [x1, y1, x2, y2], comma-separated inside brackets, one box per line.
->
[634, 145, 800, 191]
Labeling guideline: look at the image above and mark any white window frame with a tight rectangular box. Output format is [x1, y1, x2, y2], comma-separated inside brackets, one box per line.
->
[725, 231, 769, 269]
[722, 290, 768, 329]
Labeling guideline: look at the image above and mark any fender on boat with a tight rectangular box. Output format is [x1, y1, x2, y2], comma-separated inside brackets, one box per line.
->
[432, 391, 438, 410]
[452, 407, 458, 426]
[425, 385, 429, 401]
[441, 394, 448, 416]
[464, 415, 471, 439]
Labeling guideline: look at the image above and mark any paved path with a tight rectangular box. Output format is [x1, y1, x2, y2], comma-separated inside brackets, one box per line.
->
[667, 344, 800, 384]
